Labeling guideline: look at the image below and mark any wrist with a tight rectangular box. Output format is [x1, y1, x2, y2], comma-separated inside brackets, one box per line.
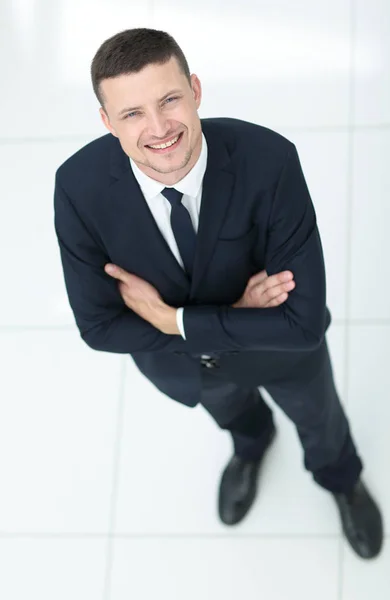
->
[150, 300, 169, 325]
[154, 303, 180, 335]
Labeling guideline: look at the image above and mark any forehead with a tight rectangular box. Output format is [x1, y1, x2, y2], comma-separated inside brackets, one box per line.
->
[101, 58, 184, 106]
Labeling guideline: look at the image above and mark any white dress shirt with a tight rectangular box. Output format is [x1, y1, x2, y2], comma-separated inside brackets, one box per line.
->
[129, 131, 208, 342]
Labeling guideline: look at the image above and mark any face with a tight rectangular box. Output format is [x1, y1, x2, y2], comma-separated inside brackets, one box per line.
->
[99, 56, 203, 186]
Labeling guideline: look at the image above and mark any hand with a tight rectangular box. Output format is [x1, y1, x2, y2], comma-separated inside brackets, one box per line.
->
[233, 270, 295, 308]
[104, 263, 180, 335]
[104, 263, 165, 320]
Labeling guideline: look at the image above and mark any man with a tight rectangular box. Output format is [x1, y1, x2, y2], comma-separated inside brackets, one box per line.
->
[54, 28, 383, 559]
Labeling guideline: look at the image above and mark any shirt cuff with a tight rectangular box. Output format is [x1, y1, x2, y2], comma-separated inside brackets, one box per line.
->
[176, 307, 186, 340]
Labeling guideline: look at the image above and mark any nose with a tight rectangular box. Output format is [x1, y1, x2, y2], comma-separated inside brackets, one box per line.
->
[145, 113, 172, 142]
[145, 112, 177, 144]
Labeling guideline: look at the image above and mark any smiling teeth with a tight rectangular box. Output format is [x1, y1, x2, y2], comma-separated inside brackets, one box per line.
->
[149, 135, 179, 149]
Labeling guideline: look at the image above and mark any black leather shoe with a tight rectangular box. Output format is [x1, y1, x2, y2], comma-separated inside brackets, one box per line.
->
[332, 479, 384, 559]
[218, 426, 276, 525]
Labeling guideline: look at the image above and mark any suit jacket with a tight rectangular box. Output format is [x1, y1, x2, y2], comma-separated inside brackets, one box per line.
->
[54, 117, 332, 407]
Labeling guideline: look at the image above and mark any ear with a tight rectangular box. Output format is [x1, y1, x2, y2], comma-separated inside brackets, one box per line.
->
[99, 107, 118, 138]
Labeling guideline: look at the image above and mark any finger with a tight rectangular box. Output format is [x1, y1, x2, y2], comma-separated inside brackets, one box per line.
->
[248, 280, 293, 310]
[250, 278, 294, 305]
[247, 270, 293, 292]
[117, 281, 126, 299]
[263, 292, 289, 308]
[262, 279, 295, 301]
[105, 264, 128, 281]
[118, 282, 131, 305]
[246, 270, 268, 290]
[264, 271, 294, 290]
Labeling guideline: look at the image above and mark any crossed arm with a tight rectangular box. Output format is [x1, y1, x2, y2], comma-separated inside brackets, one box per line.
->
[102, 263, 295, 336]
[54, 143, 328, 354]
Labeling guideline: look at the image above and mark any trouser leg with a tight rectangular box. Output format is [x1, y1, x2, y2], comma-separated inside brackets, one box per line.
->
[199, 361, 275, 460]
[264, 338, 363, 493]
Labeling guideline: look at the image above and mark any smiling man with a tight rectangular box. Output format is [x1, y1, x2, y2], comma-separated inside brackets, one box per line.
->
[98, 60, 202, 187]
[53, 28, 383, 560]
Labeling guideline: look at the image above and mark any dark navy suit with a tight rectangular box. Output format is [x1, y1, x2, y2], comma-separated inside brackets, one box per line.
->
[54, 117, 363, 493]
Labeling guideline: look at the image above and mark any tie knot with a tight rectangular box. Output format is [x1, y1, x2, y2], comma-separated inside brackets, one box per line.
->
[161, 187, 184, 206]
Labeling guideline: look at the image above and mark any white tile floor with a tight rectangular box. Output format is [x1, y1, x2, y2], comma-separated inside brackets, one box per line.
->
[1, 1, 389, 598]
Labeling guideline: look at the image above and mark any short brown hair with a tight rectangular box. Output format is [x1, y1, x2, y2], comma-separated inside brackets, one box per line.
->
[91, 28, 192, 108]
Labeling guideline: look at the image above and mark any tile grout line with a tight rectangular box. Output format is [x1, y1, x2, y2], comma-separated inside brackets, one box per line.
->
[102, 356, 128, 600]
[339, 2, 359, 599]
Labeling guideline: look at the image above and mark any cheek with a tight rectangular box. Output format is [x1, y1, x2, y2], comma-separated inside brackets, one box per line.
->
[118, 132, 142, 154]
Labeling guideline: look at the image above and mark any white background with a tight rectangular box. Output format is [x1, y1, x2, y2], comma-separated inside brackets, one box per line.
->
[0, 0, 389, 598]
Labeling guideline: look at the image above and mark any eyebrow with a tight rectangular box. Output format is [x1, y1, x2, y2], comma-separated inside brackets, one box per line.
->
[117, 89, 183, 117]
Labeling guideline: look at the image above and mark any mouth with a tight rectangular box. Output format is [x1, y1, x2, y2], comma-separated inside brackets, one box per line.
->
[145, 132, 184, 154]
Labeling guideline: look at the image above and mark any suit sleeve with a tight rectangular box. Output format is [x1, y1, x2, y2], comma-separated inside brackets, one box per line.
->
[181, 143, 329, 352]
[54, 173, 192, 353]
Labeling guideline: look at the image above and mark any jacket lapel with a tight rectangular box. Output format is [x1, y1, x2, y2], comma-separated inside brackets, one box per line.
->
[108, 121, 235, 299]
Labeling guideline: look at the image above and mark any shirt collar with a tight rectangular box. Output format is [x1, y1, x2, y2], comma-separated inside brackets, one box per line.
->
[129, 131, 208, 200]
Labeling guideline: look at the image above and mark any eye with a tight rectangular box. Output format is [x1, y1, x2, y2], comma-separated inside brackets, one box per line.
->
[124, 97, 179, 119]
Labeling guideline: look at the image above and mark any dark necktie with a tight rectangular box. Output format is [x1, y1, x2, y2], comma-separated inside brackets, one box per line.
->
[161, 187, 196, 277]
